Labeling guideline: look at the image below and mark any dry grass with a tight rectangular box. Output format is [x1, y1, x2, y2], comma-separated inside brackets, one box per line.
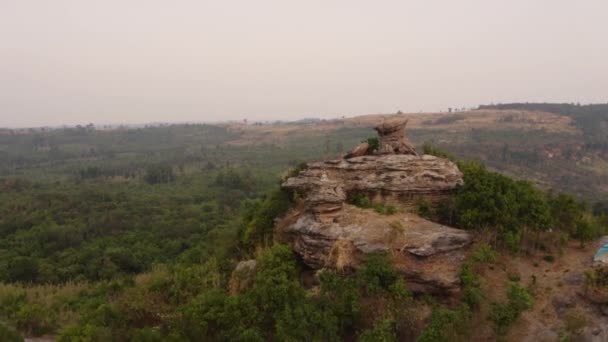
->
[327, 239, 356, 272]
[222, 109, 578, 146]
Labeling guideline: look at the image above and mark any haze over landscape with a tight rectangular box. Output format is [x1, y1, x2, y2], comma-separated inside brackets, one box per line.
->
[3, 2, 608, 341]
[2, 0, 607, 127]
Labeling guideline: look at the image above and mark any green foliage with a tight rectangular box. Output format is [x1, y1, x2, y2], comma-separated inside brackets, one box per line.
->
[0, 323, 23, 342]
[456, 161, 551, 234]
[470, 244, 498, 264]
[422, 142, 456, 161]
[348, 193, 373, 208]
[359, 318, 396, 342]
[144, 164, 175, 184]
[366, 137, 379, 153]
[488, 283, 534, 336]
[347, 193, 395, 215]
[239, 189, 293, 252]
[318, 272, 360, 334]
[417, 304, 472, 342]
[275, 302, 339, 342]
[15, 303, 56, 336]
[543, 255, 555, 263]
[6, 257, 39, 283]
[460, 263, 483, 309]
[358, 252, 397, 294]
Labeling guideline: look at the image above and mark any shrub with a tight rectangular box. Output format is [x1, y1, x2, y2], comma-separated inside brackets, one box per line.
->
[470, 244, 498, 264]
[488, 283, 534, 336]
[460, 263, 482, 309]
[455, 161, 551, 243]
[319, 272, 360, 333]
[366, 137, 379, 153]
[0, 323, 23, 342]
[358, 252, 396, 293]
[359, 318, 396, 342]
[417, 304, 472, 342]
[275, 302, 339, 342]
[14, 304, 56, 336]
[348, 193, 373, 209]
[543, 255, 555, 263]
[422, 142, 456, 161]
[240, 189, 293, 252]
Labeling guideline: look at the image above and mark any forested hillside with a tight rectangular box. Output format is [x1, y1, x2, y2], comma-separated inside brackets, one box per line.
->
[0, 108, 607, 340]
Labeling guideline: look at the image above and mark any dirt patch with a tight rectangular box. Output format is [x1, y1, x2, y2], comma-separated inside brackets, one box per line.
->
[468, 241, 603, 341]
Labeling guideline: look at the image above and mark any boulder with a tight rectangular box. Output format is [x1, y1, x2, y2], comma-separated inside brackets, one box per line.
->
[229, 260, 257, 295]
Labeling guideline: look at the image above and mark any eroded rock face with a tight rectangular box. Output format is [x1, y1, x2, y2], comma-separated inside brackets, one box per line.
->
[278, 122, 471, 295]
[374, 119, 418, 155]
[279, 206, 471, 294]
[283, 154, 463, 209]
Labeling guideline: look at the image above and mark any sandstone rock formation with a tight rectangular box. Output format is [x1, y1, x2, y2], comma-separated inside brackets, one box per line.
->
[374, 119, 418, 155]
[278, 119, 471, 295]
[344, 142, 369, 159]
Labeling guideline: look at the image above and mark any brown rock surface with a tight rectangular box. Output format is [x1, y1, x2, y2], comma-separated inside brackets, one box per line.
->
[283, 154, 463, 207]
[279, 122, 470, 295]
[374, 119, 418, 155]
[278, 205, 471, 294]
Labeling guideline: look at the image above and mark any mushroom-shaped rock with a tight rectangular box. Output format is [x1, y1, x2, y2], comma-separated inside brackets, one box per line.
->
[374, 119, 418, 155]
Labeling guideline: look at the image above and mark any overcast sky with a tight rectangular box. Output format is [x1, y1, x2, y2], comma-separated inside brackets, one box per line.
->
[1, 0, 607, 127]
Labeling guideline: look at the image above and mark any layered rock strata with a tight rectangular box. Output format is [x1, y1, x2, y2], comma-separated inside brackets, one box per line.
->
[278, 119, 471, 295]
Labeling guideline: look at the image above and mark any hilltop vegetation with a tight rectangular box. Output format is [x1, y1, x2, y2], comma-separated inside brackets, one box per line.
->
[0, 107, 607, 340]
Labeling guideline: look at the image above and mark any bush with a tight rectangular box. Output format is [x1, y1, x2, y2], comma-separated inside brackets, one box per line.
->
[455, 161, 551, 235]
[240, 189, 293, 252]
[488, 283, 534, 336]
[417, 304, 472, 342]
[0, 323, 23, 342]
[275, 302, 339, 342]
[460, 263, 482, 309]
[470, 244, 498, 264]
[14, 304, 56, 337]
[543, 255, 555, 263]
[319, 272, 360, 334]
[422, 142, 456, 161]
[359, 318, 396, 342]
[366, 137, 379, 153]
[348, 193, 373, 209]
[358, 252, 397, 293]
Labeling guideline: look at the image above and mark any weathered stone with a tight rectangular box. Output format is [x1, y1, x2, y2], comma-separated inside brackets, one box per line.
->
[283, 154, 463, 208]
[345, 142, 369, 159]
[229, 260, 257, 295]
[374, 119, 418, 155]
[279, 120, 470, 296]
[278, 205, 471, 294]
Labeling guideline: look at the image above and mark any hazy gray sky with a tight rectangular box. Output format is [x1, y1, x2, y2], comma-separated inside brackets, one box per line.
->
[1, 0, 607, 127]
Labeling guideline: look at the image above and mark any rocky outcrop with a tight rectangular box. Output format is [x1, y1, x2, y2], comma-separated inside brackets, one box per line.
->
[283, 154, 463, 209]
[279, 206, 471, 294]
[374, 119, 418, 155]
[278, 120, 472, 295]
